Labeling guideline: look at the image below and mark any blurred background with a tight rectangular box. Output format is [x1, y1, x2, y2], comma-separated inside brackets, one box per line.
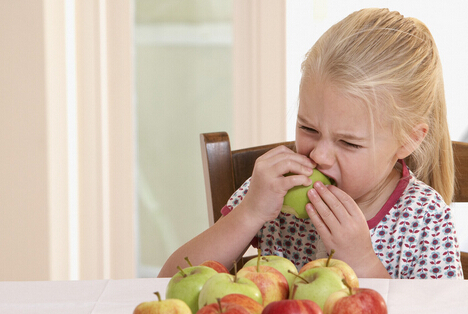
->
[1, 0, 467, 281]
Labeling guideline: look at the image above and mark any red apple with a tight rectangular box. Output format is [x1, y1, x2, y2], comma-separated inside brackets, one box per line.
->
[133, 292, 191, 314]
[323, 286, 387, 314]
[237, 265, 289, 306]
[243, 252, 298, 288]
[221, 294, 264, 314]
[184, 256, 229, 274]
[197, 298, 251, 314]
[299, 250, 359, 289]
[262, 299, 323, 314]
[200, 260, 229, 273]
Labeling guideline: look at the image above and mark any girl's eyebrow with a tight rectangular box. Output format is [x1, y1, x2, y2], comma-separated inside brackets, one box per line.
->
[334, 132, 367, 142]
[297, 115, 367, 142]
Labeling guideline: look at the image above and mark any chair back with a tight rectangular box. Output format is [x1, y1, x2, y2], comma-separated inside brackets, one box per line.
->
[200, 132, 468, 278]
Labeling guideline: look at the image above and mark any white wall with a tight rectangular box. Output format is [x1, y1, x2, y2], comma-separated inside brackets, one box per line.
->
[286, 1, 468, 252]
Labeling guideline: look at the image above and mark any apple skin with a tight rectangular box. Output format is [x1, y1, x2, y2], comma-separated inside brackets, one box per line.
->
[198, 273, 263, 309]
[165, 265, 218, 313]
[197, 300, 251, 314]
[282, 169, 334, 219]
[133, 292, 191, 314]
[291, 267, 346, 310]
[262, 299, 323, 314]
[237, 265, 289, 306]
[323, 288, 387, 314]
[220, 294, 264, 314]
[299, 258, 359, 289]
[200, 260, 229, 273]
[243, 255, 298, 289]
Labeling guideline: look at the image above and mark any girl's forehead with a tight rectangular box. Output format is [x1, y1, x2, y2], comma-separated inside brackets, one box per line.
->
[298, 80, 393, 138]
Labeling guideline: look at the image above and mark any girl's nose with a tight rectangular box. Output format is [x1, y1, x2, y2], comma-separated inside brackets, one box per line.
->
[309, 141, 334, 168]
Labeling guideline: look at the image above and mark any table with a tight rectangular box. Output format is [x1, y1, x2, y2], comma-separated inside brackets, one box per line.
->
[0, 278, 467, 313]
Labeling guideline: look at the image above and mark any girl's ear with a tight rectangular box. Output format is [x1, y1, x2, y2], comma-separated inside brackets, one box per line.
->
[396, 123, 429, 159]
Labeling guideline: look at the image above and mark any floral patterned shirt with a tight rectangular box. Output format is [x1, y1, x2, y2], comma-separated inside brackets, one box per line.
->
[221, 162, 464, 279]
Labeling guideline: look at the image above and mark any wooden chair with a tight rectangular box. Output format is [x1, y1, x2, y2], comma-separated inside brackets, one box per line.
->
[200, 131, 468, 278]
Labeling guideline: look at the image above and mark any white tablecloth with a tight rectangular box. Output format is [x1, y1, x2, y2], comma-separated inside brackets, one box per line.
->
[0, 278, 467, 313]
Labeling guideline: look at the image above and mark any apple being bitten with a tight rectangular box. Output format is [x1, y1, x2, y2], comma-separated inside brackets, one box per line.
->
[282, 169, 334, 219]
[243, 254, 298, 288]
[299, 250, 359, 288]
[198, 273, 263, 309]
[165, 265, 217, 313]
[290, 267, 346, 310]
[323, 286, 387, 314]
[133, 292, 191, 314]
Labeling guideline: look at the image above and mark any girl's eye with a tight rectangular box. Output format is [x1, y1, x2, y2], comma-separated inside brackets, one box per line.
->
[343, 141, 362, 149]
[299, 126, 318, 133]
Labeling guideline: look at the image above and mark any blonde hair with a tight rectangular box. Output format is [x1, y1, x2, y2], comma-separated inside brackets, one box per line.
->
[301, 8, 454, 203]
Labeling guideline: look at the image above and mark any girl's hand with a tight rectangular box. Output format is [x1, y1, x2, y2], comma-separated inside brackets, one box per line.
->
[241, 145, 314, 224]
[305, 182, 386, 276]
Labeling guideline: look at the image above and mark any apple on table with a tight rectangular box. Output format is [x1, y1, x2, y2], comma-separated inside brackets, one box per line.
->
[323, 285, 387, 314]
[197, 294, 263, 314]
[200, 260, 229, 273]
[299, 250, 359, 288]
[133, 291, 191, 314]
[184, 256, 229, 274]
[282, 169, 334, 219]
[262, 285, 322, 314]
[197, 298, 251, 314]
[290, 267, 346, 310]
[243, 252, 298, 288]
[198, 272, 263, 309]
[237, 264, 289, 306]
[165, 264, 218, 313]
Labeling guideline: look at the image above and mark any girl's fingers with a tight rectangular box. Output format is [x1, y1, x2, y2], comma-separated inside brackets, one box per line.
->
[307, 187, 342, 232]
[306, 202, 331, 237]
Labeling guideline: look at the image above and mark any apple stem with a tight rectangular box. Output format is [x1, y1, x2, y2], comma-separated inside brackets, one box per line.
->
[233, 260, 238, 282]
[290, 284, 299, 299]
[217, 298, 223, 313]
[177, 266, 187, 278]
[288, 269, 309, 283]
[184, 256, 193, 267]
[342, 279, 353, 295]
[326, 249, 335, 267]
[153, 291, 162, 301]
[256, 248, 262, 272]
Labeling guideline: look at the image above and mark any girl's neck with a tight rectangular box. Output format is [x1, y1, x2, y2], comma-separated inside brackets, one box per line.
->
[358, 165, 401, 221]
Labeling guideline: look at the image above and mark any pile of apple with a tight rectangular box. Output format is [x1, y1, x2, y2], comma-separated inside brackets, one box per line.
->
[134, 250, 387, 314]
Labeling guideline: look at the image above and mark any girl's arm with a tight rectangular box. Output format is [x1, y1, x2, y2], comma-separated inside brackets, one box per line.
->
[157, 201, 264, 277]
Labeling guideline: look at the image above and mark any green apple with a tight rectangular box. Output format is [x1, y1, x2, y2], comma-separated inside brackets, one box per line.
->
[282, 169, 334, 219]
[299, 249, 359, 288]
[133, 292, 191, 314]
[291, 267, 346, 310]
[198, 273, 263, 309]
[243, 255, 298, 289]
[165, 265, 218, 313]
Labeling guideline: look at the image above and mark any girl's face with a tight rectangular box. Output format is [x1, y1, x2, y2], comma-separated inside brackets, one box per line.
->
[296, 78, 406, 213]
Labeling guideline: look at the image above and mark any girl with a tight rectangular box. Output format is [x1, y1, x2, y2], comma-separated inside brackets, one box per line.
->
[159, 8, 463, 279]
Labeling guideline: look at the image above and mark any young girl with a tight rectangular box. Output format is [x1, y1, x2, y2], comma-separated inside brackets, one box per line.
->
[159, 8, 464, 279]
